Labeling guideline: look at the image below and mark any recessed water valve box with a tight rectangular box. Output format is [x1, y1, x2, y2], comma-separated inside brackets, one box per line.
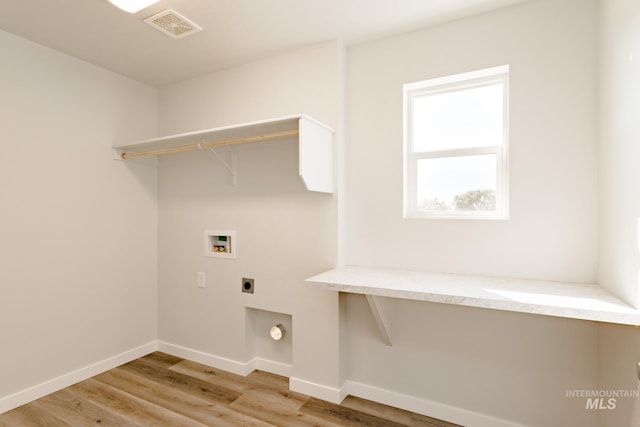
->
[204, 230, 236, 259]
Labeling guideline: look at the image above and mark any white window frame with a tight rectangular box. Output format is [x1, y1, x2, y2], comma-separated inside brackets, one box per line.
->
[403, 65, 509, 220]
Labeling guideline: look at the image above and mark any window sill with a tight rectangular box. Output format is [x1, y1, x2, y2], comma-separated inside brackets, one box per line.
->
[305, 266, 640, 345]
[404, 211, 509, 220]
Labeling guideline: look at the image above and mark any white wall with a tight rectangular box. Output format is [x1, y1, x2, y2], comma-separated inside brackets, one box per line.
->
[344, 0, 599, 425]
[345, 296, 597, 426]
[157, 41, 344, 392]
[3, 1, 631, 425]
[598, 0, 640, 308]
[0, 30, 158, 403]
[597, 324, 640, 427]
[346, 0, 598, 283]
[597, 1, 640, 426]
[158, 42, 340, 136]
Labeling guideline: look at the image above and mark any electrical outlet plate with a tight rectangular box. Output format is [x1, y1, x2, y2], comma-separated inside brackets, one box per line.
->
[197, 272, 206, 288]
[242, 278, 254, 294]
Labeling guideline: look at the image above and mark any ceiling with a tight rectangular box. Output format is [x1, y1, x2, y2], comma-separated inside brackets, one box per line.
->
[0, 0, 525, 87]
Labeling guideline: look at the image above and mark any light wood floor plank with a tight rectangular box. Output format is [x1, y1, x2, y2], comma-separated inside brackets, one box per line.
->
[340, 396, 413, 424]
[95, 367, 236, 425]
[228, 388, 335, 427]
[301, 397, 410, 427]
[0, 352, 463, 427]
[191, 405, 275, 427]
[118, 358, 241, 404]
[69, 378, 208, 426]
[169, 359, 307, 400]
[0, 401, 71, 427]
[32, 388, 136, 426]
[168, 359, 259, 394]
[137, 351, 185, 369]
[340, 396, 461, 427]
[410, 413, 462, 427]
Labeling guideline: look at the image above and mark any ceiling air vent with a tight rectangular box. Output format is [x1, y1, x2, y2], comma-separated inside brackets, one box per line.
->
[144, 9, 202, 39]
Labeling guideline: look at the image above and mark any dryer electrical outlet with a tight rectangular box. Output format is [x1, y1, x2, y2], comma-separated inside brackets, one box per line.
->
[242, 278, 254, 294]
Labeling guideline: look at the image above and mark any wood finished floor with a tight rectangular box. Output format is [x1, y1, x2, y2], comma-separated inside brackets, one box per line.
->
[0, 352, 462, 427]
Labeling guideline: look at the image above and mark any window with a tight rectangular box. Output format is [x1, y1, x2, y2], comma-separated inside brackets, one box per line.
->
[403, 65, 509, 219]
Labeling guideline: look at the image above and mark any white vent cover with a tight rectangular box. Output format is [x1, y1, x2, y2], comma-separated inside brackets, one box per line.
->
[144, 9, 202, 39]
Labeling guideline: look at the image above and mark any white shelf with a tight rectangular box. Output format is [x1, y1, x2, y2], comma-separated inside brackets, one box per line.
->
[113, 114, 334, 193]
[305, 266, 640, 345]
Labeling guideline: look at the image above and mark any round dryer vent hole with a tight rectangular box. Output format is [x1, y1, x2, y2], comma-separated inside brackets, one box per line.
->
[270, 324, 285, 341]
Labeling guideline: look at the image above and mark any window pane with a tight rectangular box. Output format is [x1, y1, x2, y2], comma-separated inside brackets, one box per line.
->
[412, 83, 504, 152]
[417, 154, 496, 212]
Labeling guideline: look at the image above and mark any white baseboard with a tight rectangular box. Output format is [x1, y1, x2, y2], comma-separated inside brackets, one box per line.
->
[289, 376, 345, 404]
[0, 341, 157, 415]
[157, 343, 338, 405]
[157, 341, 293, 378]
[1, 341, 521, 427]
[343, 380, 523, 427]
[252, 357, 293, 377]
[157, 341, 255, 376]
[154, 343, 517, 425]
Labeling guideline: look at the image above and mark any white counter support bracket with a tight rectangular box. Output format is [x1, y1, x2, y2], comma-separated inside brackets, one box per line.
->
[365, 295, 393, 346]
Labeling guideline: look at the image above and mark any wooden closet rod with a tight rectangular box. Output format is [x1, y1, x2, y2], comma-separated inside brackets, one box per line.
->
[120, 129, 299, 160]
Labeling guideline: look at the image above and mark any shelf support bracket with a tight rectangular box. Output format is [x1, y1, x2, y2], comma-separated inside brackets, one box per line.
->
[207, 146, 237, 186]
[365, 295, 392, 346]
